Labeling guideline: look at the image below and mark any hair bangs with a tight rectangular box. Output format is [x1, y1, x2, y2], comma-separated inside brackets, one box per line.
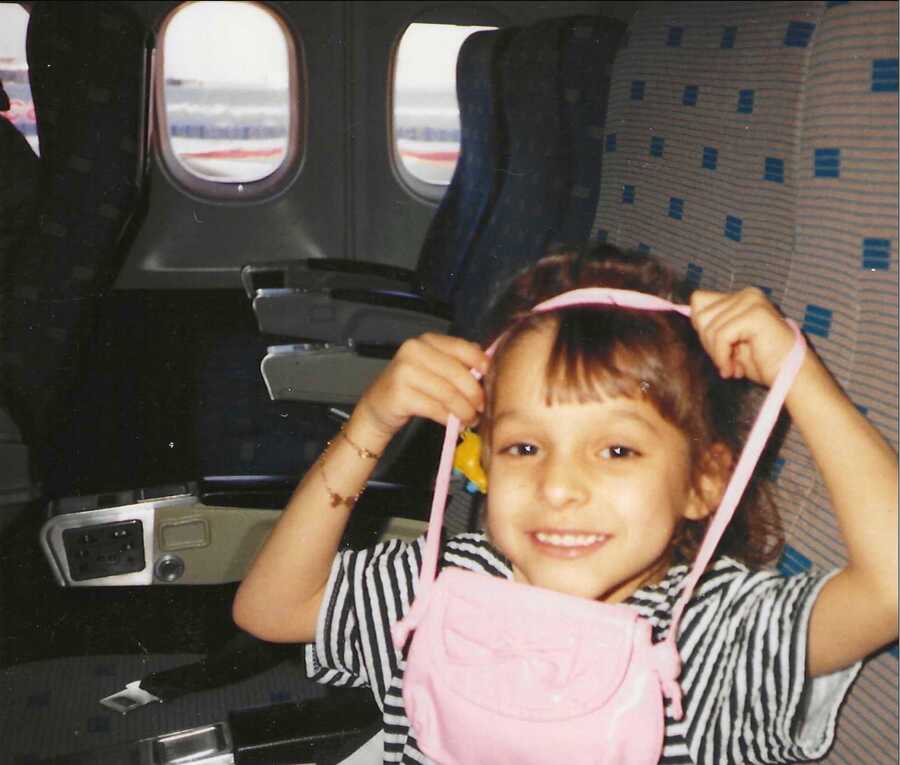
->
[542, 309, 694, 429]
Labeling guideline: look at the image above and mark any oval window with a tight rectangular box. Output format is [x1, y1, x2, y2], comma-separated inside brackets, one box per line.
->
[159, 1, 298, 190]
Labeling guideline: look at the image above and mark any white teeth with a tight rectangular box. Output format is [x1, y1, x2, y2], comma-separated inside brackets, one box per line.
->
[534, 531, 605, 548]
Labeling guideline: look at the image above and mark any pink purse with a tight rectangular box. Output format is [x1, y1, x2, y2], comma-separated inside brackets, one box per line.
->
[392, 288, 807, 765]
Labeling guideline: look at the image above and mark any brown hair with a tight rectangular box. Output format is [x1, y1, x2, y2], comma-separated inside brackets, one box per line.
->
[479, 244, 784, 568]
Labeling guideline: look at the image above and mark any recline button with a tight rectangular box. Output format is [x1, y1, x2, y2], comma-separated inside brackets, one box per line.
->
[155, 554, 185, 582]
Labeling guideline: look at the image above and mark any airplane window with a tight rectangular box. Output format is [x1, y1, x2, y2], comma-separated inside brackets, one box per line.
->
[159, 1, 296, 188]
[393, 22, 496, 194]
[0, 3, 39, 156]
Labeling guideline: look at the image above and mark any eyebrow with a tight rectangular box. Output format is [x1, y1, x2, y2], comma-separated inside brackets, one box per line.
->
[491, 402, 662, 434]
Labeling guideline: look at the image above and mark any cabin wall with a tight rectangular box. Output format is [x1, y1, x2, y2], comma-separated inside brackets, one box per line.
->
[115, 0, 638, 289]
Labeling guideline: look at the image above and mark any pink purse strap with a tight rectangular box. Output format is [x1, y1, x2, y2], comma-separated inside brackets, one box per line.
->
[397, 287, 806, 647]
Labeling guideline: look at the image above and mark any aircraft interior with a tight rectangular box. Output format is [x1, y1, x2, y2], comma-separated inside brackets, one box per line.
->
[0, 1, 897, 763]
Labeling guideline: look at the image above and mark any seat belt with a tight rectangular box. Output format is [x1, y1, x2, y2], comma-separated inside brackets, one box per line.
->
[101, 629, 294, 712]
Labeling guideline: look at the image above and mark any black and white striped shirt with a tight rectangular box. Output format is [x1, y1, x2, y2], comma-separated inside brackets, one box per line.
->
[306, 532, 858, 764]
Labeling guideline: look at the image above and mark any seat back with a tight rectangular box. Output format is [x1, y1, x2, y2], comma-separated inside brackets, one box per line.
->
[452, 17, 625, 339]
[554, 18, 623, 244]
[1, 2, 147, 491]
[593, 2, 898, 762]
[415, 28, 512, 305]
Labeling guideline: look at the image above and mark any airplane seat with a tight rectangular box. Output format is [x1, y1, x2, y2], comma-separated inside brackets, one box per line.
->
[592, 1, 898, 762]
[253, 16, 626, 409]
[554, 18, 622, 244]
[0, 0, 148, 494]
[453, 15, 625, 339]
[413, 28, 514, 305]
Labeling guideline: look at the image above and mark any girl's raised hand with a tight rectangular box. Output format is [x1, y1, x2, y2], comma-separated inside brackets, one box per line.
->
[352, 333, 489, 442]
[690, 288, 797, 388]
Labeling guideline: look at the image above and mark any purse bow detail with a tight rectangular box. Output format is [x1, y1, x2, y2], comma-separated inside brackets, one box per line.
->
[651, 638, 683, 719]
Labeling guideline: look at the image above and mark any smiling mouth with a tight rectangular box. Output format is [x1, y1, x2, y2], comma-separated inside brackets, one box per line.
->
[530, 531, 610, 555]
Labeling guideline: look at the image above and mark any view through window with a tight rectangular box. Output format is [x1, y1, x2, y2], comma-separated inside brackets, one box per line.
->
[162, 1, 293, 184]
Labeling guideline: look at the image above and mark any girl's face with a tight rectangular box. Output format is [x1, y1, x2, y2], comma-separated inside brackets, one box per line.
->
[484, 326, 713, 603]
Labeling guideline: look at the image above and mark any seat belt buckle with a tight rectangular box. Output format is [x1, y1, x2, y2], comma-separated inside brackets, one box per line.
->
[99, 679, 161, 714]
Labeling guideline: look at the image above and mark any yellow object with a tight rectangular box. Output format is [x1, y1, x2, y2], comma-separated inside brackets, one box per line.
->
[453, 429, 488, 493]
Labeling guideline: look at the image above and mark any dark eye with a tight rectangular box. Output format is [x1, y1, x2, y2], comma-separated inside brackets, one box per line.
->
[505, 442, 539, 457]
[601, 445, 637, 459]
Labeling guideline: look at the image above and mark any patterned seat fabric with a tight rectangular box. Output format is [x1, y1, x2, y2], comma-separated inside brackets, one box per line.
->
[592, 2, 898, 762]
[554, 18, 623, 244]
[453, 16, 626, 339]
[2, 1, 147, 491]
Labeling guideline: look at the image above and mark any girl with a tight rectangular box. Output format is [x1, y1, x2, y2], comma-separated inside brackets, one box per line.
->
[233, 245, 898, 764]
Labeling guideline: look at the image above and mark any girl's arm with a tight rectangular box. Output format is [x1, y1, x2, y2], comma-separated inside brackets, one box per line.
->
[691, 288, 898, 677]
[232, 333, 487, 644]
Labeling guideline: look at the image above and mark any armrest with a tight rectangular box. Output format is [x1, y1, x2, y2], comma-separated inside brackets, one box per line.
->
[329, 287, 452, 320]
[230, 691, 381, 765]
[41, 690, 381, 765]
[241, 259, 418, 299]
[251, 287, 451, 344]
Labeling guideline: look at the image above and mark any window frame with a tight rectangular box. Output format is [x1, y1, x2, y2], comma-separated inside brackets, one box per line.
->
[388, 8, 506, 204]
[153, 0, 305, 202]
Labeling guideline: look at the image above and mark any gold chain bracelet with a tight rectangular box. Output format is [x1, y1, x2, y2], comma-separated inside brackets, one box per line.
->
[320, 462, 363, 509]
[339, 427, 381, 460]
[318, 426, 380, 509]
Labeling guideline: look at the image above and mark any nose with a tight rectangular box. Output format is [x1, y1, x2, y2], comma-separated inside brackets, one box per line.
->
[538, 452, 590, 510]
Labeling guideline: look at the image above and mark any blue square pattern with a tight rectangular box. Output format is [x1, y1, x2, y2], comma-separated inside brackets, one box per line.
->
[764, 157, 785, 183]
[814, 148, 840, 178]
[769, 456, 786, 481]
[888, 642, 899, 659]
[862, 238, 891, 270]
[737, 89, 754, 114]
[802, 304, 833, 338]
[631, 80, 646, 100]
[622, 185, 636, 204]
[596, 228, 609, 242]
[759, 285, 773, 299]
[649, 136, 665, 157]
[683, 85, 699, 106]
[777, 544, 812, 577]
[686, 262, 703, 288]
[784, 21, 815, 47]
[872, 59, 899, 93]
[605, 133, 617, 152]
[702, 146, 718, 170]
[856, 403, 869, 417]
[724, 215, 743, 241]
[637, 243, 651, 254]
[667, 26, 684, 47]
[668, 197, 684, 220]
[721, 26, 737, 49]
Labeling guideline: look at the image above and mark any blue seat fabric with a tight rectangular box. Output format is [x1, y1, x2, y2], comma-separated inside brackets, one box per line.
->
[415, 28, 512, 305]
[2, 1, 147, 485]
[452, 17, 625, 340]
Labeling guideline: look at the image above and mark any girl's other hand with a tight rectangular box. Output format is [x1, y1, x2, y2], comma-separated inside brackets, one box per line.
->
[690, 288, 797, 388]
[353, 333, 489, 441]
